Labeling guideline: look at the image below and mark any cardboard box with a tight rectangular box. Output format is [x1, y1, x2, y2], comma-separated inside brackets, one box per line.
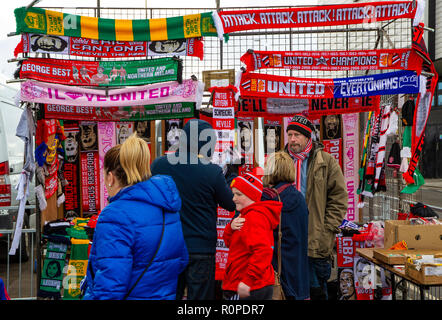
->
[373, 249, 442, 265]
[384, 220, 442, 250]
[405, 254, 442, 285]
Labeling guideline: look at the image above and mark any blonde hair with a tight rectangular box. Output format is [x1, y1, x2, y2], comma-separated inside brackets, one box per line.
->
[263, 151, 296, 187]
[104, 133, 151, 186]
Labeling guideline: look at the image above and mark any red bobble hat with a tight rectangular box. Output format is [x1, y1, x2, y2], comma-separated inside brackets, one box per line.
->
[230, 172, 263, 202]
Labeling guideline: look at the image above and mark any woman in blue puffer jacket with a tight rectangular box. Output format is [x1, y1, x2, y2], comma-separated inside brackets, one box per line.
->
[82, 133, 188, 300]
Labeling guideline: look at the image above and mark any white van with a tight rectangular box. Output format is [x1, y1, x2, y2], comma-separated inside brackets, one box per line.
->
[0, 82, 35, 232]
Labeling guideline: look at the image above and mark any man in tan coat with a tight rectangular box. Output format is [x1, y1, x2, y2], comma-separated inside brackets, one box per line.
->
[285, 115, 348, 300]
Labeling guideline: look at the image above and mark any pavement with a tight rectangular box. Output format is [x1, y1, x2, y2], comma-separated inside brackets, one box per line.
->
[421, 178, 442, 189]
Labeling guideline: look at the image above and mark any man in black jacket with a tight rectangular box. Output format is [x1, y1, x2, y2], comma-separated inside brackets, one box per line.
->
[151, 119, 235, 300]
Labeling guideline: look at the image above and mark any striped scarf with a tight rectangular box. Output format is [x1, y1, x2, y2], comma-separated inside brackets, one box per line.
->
[287, 138, 312, 191]
[15, 7, 217, 41]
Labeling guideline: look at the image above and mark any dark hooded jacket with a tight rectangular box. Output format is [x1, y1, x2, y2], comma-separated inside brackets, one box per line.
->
[151, 119, 235, 254]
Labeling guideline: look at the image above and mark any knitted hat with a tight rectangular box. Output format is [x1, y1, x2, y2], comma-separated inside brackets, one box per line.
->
[286, 115, 314, 138]
[230, 172, 263, 202]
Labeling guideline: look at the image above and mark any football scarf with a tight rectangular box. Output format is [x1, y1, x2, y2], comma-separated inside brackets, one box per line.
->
[342, 113, 359, 222]
[237, 95, 380, 119]
[240, 48, 421, 72]
[98, 122, 116, 210]
[63, 121, 81, 219]
[208, 85, 236, 167]
[79, 122, 100, 216]
[63, 238, 89, 300]
[237, 70, 420, 100]
[361, 108, 382, 198]
[17, 33, 204, 60]
[15, 7, 217, 41]
[403, 23, 438, 184]
[212, 1, 422, 40]
[43, 102, 196, 121]
[20, 79, 204, 109]
[357, 111, 373, 208]
[20, 57, 182, 87]
[374, 105, 391, 191]
[38, 240, 68, 299]
[287, 138, 312, 192]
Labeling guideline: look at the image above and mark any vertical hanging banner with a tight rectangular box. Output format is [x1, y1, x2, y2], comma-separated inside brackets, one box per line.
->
[19, 33, 204, 60]
[322, 114, 343, 170]
[342, 113, 359, 223]
[403, 23, 438, 184]
[237, 117, 255, 175]
[215, 207, 235, 281]
[208, 85, 237, 281]
[98, 122, 116, 211]
[212, 1, 422, 40]
[263, 118, 282, 157]
[209, 85, 237, 166]
[79, 122, 100, 216]
[63, 121, 81, 219]
[14, 7, 218, 41]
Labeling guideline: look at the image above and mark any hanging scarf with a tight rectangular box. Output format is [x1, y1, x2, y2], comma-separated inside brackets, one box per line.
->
[287, 138, 312, 191]
[212, 1, 423, 40]
[14, 7, 217, 41]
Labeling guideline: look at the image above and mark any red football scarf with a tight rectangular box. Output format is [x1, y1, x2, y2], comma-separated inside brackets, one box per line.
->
[63, 122, 81, 218]
[213, 1, 420, 39]
[237, 95, 380, 119]
[287, 138, 312, 191]
[240, 49, 422, 72]
[403, 23, 438, 184]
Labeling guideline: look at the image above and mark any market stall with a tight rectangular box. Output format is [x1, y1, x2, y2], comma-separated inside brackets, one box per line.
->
[6, 0, 440, 300]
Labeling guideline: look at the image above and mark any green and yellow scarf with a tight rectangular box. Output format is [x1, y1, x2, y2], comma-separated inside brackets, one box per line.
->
[15, 6, 217, 41]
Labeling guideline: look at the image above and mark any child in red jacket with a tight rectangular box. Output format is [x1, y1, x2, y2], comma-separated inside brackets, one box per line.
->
[222, 172, 282, 300]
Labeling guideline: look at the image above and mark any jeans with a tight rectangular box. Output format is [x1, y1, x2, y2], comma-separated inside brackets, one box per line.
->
[308, 257, 331, 300]
[176, 254, 215, 300]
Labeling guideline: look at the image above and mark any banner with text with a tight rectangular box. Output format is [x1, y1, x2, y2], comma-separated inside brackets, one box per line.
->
[237, 95, 380, 119]
[43, 102, 195, 121]
[20, 57, 182, 87]
[21, 79, 204, 109]
[238, 70, 420, 100]
[240, 48, 422, 72]
[20, 33, 204, 60]
[212, 1, 421, 40]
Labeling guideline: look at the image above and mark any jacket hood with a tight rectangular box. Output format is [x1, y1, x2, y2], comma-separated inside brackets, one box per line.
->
[111, 174, 181, 213]
[181, 119, 217, 158]
[242, 200, 282, 230]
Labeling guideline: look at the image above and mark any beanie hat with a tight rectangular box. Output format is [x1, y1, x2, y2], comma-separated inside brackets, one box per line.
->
[230, 172, 263, 202]
[286, 115, 314, 138]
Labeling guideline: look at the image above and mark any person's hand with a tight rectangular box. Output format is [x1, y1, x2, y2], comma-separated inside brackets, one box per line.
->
[231, 214, 245, 231]
[237, 282, 250, 298]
